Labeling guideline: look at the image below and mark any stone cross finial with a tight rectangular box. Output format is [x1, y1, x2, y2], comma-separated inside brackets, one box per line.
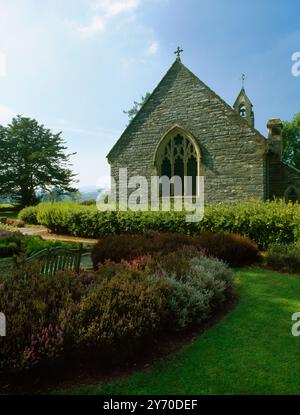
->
[242, 73, 246, 89]
[174, 46, 183, 60]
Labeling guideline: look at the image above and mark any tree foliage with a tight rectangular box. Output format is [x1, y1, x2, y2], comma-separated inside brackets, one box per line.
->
[0, 116, 77, 206]
[282, 112, 300, 170]
[123, 92, 151, 121]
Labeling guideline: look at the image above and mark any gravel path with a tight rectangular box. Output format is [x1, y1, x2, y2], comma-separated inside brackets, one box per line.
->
[16, 226, 96, 270]
[18, 227, 98, 245]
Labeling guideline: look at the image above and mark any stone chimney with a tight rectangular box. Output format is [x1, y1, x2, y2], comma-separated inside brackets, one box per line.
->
[267, 118, 283, 159]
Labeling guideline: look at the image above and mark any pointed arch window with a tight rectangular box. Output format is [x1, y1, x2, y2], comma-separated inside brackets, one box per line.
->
[155, 132, 200, 197]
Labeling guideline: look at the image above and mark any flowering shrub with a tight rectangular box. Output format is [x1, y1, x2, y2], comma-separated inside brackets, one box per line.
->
[0, 251, 233, 374]
[0, 265, 84, 372]
[22, 324, 65, 369]
[92, 231, 259, 268]
[91, 232, 193, 268]
[194, 232, 260, 267]
[0, 227, 22, 257]
[164, 255, 233, 329]
[121, 255, 154, 271]
[165, 277, 213, 329]
[69, 269, 169, 360]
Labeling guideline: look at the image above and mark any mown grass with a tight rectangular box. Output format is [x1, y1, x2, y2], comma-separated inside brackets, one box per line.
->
[0, 204, 19, 219]
[55, 268, 300, 395]
[0, 212, 18, 219]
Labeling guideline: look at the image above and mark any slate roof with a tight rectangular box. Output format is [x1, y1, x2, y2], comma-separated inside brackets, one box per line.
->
[107, 59, 267, 161]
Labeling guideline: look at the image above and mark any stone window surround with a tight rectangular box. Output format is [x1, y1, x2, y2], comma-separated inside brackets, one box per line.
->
[152, 125, 202, 197]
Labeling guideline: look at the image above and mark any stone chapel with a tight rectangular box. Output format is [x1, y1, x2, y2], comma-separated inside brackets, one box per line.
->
[107, 53, 300, 203]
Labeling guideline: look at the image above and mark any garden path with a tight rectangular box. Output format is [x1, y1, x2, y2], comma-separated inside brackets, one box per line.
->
[18, 226, 98, 245]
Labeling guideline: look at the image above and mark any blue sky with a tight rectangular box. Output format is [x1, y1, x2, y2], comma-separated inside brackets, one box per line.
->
[0, 0, 299, 187]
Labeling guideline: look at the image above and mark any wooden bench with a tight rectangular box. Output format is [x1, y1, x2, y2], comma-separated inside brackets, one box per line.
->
[14, 244, 90, 277]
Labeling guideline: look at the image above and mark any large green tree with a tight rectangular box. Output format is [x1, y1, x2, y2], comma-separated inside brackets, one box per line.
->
[282, 112, 300, 170]
[0, 116, 77, 206]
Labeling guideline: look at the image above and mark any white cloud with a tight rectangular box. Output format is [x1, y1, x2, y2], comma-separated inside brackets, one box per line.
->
[94, 0, 140, 17]
[147, 41, 159, 55]
[0, 105, 16, 125]
[66, 15, 105, 37]
[49, 119, 121, 138]
[68, 0, 140, 37]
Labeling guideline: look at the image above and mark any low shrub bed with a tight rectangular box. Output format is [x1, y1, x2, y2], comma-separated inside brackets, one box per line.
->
[18, 199, 300, 249]
[266, 241, 300, 274]
[0, 249, 233, 374]
[91, 231, 260, 268]
[195, 232, 260, 267]
[0, 227, 22, 257]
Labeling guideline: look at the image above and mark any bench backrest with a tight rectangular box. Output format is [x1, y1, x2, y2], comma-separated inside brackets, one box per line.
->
[19, 244, 85, 277]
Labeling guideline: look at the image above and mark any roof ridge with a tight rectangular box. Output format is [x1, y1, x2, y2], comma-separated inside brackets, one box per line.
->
[179, 61, 266, 142]
[107, 59, 182, 161]
[107, 59, 267, 161]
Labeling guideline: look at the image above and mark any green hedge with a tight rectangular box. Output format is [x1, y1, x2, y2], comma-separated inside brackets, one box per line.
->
[18, 205, 39, 225]
[18, 199, 300, 249]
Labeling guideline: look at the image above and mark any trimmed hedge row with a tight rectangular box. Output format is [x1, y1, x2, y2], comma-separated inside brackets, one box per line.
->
[19, 199, 300, 249]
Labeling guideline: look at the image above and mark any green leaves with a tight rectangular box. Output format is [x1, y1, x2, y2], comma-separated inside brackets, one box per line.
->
[19, 198, 300, 250]
[282, 112, 300, 169]
[0, 115, 77, 206]
[123, 92, 151, 122]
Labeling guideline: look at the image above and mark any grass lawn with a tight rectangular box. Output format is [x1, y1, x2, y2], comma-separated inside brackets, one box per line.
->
[56, 268, 300, 395]
[0, 212, 18, 219]
[0, 204, 19, 219]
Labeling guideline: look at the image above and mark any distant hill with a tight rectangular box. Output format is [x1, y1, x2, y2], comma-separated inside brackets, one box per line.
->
[0, 187, 106, 204]
[79, 188, 102, 202]
[0, 197, 13, 204]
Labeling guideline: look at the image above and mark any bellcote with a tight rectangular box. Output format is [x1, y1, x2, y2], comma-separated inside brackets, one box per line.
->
[233, 87, 255, 128]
